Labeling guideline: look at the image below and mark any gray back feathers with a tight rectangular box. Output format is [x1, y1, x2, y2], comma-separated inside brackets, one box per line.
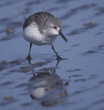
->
[23, 12, 62, 32]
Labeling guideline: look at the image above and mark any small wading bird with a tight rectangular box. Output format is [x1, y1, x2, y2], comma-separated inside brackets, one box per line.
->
[23, 12, 67, 62]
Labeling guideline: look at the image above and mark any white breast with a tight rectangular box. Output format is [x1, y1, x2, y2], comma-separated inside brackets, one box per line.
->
[23, 22, 57, 45]
[23, 22, 45, 45]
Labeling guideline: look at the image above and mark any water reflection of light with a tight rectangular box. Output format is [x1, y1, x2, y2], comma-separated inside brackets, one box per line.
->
[31, 87, 46, 98]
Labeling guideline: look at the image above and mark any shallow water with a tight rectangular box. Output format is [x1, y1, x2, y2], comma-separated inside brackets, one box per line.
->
[0, 0, 104, 110]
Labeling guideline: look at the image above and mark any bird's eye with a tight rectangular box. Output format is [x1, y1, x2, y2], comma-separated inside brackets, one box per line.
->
[53, 26, 57, 29]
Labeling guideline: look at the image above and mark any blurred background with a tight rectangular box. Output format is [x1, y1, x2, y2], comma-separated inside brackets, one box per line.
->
[0, 0, 104, 110]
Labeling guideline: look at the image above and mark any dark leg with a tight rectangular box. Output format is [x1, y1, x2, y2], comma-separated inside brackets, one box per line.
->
[26, 43, 32, 61]
[52, 45, 62, 60]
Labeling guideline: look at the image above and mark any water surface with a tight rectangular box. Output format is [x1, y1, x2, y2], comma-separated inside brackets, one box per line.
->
[0, 0, 104, 110]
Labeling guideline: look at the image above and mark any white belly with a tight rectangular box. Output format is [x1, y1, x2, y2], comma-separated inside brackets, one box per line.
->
[23, 22, 57, 45]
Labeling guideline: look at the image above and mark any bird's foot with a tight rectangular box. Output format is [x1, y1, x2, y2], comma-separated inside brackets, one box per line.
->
[56, 55, 62, 60]
[56, 56, 67, 66]
[26, 55, 31, 63]
[56, 55, 67, 61]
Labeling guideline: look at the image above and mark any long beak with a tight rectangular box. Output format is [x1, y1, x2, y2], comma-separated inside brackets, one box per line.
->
[59, 31, 68, 43]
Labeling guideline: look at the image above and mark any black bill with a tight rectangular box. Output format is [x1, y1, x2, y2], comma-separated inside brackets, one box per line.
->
[59, 31, 68, 43]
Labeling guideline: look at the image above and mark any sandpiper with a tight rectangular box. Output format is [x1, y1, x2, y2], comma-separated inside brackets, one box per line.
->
[23, 12, 67, 61]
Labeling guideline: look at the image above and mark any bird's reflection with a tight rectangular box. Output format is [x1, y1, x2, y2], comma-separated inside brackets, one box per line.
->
[27, 59, 69, 106]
